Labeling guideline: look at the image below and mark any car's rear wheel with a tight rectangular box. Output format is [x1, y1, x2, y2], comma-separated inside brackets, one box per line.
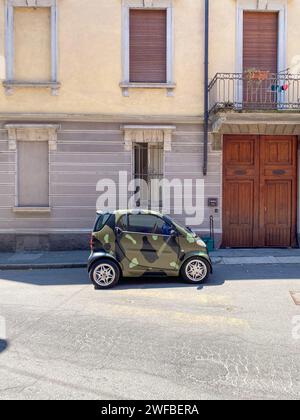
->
[181, 257, 210, 284]
[89, 259, 120, 289]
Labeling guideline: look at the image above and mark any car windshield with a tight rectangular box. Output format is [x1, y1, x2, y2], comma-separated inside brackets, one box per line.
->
[164, 216, 196, 237]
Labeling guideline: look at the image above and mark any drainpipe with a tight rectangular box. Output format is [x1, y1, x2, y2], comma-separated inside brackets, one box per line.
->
[203, 0, 209, 176]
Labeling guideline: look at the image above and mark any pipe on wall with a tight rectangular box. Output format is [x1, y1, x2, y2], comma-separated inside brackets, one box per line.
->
[203, 0, 209, 176]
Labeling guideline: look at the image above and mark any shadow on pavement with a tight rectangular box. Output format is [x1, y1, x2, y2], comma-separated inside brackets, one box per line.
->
[116, 276, 201, 290]
[0, 339, 8, 353]
[0, 269, 202, 289]
[0, 268, 90, 286]
[0, 264, 300, 289]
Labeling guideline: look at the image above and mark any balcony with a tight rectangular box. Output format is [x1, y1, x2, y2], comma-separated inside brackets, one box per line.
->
[209, 72, 300, 114]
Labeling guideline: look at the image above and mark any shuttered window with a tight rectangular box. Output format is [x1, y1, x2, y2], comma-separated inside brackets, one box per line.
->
[243, 11, 278, 73]
[129, 9, 167, 83]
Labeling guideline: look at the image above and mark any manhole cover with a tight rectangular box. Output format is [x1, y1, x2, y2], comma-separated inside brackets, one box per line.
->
[290, 292, 300, 306]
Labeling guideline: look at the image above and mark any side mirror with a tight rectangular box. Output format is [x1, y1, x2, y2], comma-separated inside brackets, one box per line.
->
[115, 227, 123, 236]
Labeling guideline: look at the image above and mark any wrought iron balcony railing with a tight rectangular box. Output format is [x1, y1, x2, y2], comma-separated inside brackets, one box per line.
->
[208, 72, 300, 113]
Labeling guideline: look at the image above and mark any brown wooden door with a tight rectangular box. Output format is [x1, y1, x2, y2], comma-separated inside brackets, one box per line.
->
[260, 136, 298, 247]
[223, 135, 260, 247]
[243, 12, 278, 108]
[223, 135, 297, 248]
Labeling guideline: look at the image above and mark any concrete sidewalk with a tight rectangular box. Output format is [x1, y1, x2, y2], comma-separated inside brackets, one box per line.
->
[0, 248, 300, 270]
[211, 248, 300, 265]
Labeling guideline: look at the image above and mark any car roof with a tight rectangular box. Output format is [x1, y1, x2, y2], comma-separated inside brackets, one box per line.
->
[96, 209, 163, 217]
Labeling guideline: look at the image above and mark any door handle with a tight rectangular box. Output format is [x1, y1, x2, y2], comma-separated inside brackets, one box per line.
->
[273, 170, 286, 176]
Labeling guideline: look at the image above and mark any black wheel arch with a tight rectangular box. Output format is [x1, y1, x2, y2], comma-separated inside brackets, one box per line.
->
[88, 253, 122, 274]
[180, 254, 213, 274]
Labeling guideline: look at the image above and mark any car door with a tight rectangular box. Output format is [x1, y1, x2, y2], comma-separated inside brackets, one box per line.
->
[116, 213, 180, 272]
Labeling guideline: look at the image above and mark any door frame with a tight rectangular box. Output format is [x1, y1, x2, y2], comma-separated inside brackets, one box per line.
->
[222, 135, 298, 248]
[236, 0, 287, 104]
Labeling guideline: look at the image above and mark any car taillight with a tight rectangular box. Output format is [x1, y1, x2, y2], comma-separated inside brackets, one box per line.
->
[90, 235, 94, 251]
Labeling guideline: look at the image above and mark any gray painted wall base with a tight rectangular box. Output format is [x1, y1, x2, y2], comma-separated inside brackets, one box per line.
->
[0, 233, 90, 252]
[0, 232, 298, 253]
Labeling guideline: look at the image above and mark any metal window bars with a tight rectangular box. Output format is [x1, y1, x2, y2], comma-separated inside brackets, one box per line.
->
[133, 143, 164, 210]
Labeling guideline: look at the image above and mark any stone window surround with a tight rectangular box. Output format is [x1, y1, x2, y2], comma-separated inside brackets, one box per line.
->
[5, 123, 60, 213]
[122, 125, 176, 152]
[4, 0, 60, 96]
[121, 0, 175, 97]
[236, 0, 287, 103]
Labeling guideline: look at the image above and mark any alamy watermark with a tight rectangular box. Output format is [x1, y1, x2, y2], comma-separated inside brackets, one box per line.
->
[96, 171, 205, 226]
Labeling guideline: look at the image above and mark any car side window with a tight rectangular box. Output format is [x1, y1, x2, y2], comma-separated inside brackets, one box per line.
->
[127, 214, 172, 235]
[94, 213, 111, 232]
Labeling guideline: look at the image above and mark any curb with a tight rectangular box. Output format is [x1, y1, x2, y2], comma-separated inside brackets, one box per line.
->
[211, 256, 300, 265]
[211, 257, 222, 265]
[0, 263, 87, 271]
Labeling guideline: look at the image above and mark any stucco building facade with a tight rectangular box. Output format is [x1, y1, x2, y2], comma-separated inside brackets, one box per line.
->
[0, 0, 299, 251]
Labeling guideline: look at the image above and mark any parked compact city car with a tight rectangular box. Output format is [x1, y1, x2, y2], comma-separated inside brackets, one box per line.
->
[88, 210, 212, 289]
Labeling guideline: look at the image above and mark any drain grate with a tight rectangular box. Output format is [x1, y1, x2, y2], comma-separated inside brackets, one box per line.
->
[290, 292, 300, 306]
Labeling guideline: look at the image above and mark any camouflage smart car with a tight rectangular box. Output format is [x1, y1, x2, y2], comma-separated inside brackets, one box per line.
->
[88, 210, 212, 289]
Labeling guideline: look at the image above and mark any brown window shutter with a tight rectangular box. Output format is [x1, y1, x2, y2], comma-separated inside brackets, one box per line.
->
[129, 9, 167, 83]
[243, 12, 278, 73]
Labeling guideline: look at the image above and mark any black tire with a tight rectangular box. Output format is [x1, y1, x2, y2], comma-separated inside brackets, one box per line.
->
[181, 257, 210, 284]
[89, 259, 121, 289]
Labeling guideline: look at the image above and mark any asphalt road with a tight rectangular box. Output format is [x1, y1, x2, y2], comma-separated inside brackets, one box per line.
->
[0, 264, 300, 400]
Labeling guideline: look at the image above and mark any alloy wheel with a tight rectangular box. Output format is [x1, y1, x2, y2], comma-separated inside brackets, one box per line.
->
[93, 263, 116, 287]
[185, 259, 208, 282]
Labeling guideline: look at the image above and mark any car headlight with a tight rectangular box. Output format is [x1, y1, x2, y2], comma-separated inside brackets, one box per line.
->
[196, 238, 206, 248]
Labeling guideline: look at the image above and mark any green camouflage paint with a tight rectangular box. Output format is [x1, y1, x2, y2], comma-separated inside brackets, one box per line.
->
[91, 210, 211, 278]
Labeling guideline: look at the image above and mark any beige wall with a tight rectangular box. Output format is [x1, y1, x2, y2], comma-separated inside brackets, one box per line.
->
[209, 0, 236, 77]
[0, 1, 299, 116]
[286, 0, 300, 72]
[0, 0, 204, 116]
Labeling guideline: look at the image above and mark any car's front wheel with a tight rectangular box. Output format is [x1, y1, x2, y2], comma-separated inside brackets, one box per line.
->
[89, 259, 120, 289]
[181, 257, 210, 284]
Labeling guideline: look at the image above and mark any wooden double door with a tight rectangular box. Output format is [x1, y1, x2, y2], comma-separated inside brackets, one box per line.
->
[223, 135, 298, 248]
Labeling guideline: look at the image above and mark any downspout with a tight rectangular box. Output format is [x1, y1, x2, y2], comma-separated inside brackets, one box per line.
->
[203, 0, 209, 176]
